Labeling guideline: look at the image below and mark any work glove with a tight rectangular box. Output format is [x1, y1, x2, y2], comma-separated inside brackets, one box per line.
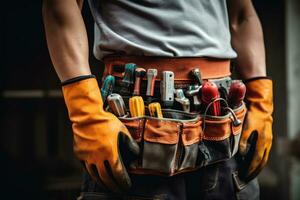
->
[239, 78, 273, 181]
[62, 75, 139, 193]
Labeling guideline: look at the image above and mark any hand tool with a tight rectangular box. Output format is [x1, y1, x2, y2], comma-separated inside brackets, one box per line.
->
[186, 68, 203, 97]
[174, 89, 190, 112]
[160, 71, 174, 107]
[146, 69, 158, 104]
[129, 96, 145, 117]
[121, 63, 137, 94]
[188, 85, 201, 111]
[228, 80, 246, 109]
[191, 68, 203, 86]
[201, 81, 221, 116]
[133, 68, 146, 96]
[107, 93, 127, 117]
[185, 86, 201, 97]
[101, 75, 115, 101]
[148, 102, 163, 118]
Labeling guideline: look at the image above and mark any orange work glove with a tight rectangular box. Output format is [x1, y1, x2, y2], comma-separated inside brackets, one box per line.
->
[239, 78, 273, 181]
[62, 75, 139, 193]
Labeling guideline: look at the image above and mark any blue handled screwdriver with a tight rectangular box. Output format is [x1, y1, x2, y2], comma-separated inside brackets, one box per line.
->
[101, 75, 115, 101]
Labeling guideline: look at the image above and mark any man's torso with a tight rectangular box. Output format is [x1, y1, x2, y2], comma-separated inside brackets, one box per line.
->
[88, 0, 237, 60]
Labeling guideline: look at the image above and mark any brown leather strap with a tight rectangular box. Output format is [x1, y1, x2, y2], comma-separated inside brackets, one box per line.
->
[103, 56, 231, 81]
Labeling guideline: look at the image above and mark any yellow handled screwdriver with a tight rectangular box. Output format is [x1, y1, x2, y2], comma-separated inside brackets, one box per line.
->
[148, 102, 163, 118]
[129, 96, 145, 117]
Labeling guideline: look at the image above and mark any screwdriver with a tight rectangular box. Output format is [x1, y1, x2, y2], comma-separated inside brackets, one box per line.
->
[146, 69, 158, 104]
[129, 96, 145, 117]
[121, 63, 137, 94]
[148, 102, 163, 118]
[101, 75, 115, 101]
[201, 81, 221, 116]
[228, 80, 246, 109]
[133, 68, 146, 96]
[107, 93, 127, 117]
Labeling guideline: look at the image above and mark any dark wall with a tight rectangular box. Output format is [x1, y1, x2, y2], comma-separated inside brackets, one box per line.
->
[0, 1, 100, 199]
[254, 1, 288, 200]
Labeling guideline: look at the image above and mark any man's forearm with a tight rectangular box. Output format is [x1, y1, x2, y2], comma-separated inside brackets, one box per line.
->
[229, 1, 266, 80]
[42, 0, 90, 82]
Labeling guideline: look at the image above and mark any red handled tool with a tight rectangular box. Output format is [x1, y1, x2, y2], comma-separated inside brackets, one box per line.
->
[133, 68, 146, 96]
[228, 80, 246, 109]
[201, 81, 221, 116]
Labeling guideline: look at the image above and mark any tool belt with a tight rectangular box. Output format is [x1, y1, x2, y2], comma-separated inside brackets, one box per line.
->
[102, 56, 247, 176]
[103, 55, 231, 81]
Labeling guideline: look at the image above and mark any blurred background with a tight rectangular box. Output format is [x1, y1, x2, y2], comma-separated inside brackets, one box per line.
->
[1, 0, 300, 199]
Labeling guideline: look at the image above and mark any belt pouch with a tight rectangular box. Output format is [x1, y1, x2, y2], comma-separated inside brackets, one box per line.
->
[118, 105, 247, 176]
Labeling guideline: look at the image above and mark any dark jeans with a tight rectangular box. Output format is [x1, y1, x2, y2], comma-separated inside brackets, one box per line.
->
[78, 156, 259, 200]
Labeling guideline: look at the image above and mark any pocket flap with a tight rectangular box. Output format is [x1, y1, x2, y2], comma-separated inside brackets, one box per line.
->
[203, 118, 232, 141]
[182, 120, 202, 145]
[120, 117, 145, 141]
[144, 119, 179, 144]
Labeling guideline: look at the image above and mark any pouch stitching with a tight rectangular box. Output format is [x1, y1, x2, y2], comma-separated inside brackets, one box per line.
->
[203, 134, 231, 141]
[143, 119, 179, 144]
[232, 171, 247, 191]
[139, 118, 147, 168]
[137, 118, 145, 140]
[172, 123, 183, 174]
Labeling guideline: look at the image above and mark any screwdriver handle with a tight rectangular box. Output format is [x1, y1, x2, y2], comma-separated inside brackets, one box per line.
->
[129, 96, 145, 117]
[133, 77, 142, 96]
[228, 80, 246, 109]
[149, 102, 163, 118]
[146, 69, 158, 97]
[101, 75, 115, 101]
[133, 68, 146, 96]
[122, 63, 136, 87]
[201, 81, 221, 116]
[107, 93, 126, 117]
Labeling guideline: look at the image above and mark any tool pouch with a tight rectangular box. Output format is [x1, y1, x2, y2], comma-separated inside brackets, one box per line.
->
[119, 104, 246, 176]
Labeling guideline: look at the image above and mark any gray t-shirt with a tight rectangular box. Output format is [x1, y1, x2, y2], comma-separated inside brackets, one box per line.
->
[88, 0, 237, 60]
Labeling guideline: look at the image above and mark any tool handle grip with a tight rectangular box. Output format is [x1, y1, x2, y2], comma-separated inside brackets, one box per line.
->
[146, 78, 155, 96]
[201, 81, 221, 116]
[133, 77, 141, 96]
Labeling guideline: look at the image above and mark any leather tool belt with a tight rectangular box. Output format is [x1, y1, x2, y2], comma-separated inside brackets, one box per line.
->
[103, 56, 246, 176]
[103, 55, 231, 81]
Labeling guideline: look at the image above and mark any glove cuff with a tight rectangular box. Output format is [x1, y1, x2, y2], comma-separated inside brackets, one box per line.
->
[243, 76, 272, 84]
[61, 75, 96, 86]
[62, 76, 104, 121]
[244, 78, 274, 115]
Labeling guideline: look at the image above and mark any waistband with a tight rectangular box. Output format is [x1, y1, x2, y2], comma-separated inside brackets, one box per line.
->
[103, 56, 231, 81]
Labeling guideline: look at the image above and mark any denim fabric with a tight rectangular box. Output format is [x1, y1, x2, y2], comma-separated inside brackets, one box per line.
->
[78, 156, 260, 200]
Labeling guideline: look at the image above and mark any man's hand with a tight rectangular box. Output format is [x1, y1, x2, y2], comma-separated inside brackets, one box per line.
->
[228, 0, 273, 180]
[239, 78, 273, 180]
[62, 76, 139, 192]
[43, 0, 140, 192]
